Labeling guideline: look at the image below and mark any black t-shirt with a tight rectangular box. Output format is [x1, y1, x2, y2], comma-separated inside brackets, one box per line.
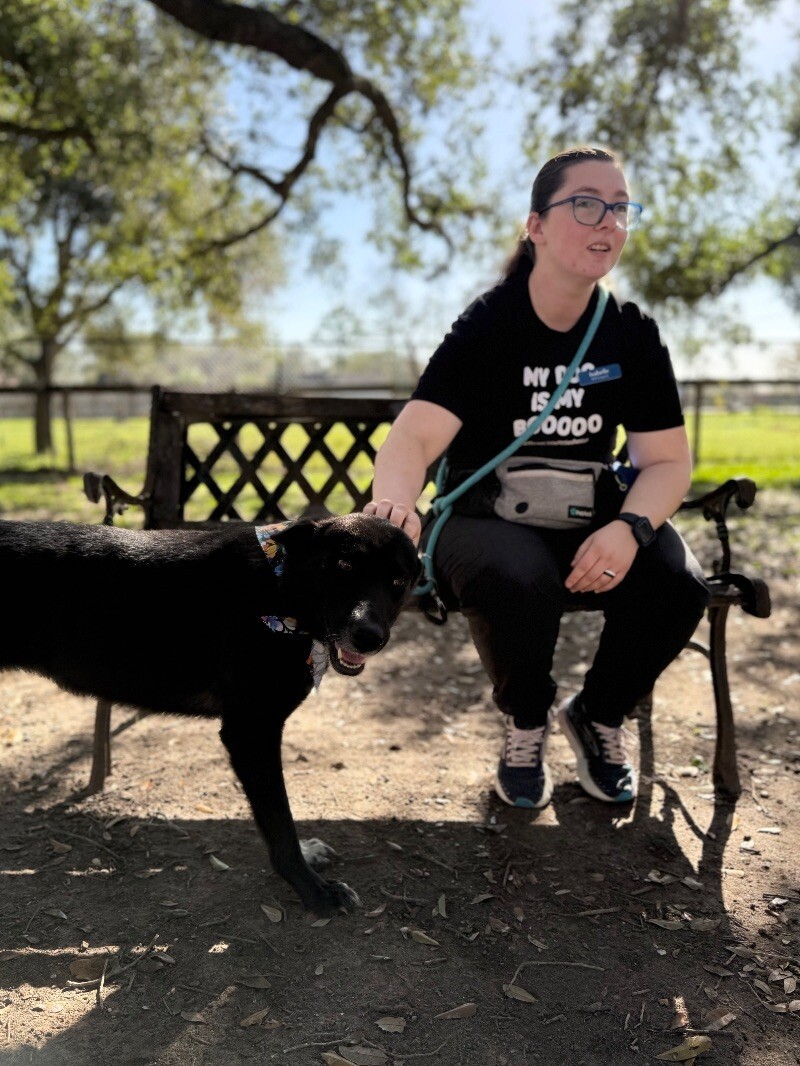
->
[412, 272, 684, 471]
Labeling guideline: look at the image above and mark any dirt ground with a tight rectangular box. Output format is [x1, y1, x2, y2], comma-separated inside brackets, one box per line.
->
[1, 493, 799, 1065]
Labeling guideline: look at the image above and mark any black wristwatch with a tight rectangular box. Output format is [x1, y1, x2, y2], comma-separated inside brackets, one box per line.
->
[617, 512, 657, 548]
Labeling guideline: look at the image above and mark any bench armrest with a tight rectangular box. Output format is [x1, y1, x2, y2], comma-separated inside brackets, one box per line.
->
[677, 476, 757, 574]
[83, 472, 149, 526]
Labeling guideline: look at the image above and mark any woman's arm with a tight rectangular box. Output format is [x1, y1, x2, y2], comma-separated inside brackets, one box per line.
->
[364, 399, 463, 544]
[566, 426, 692, 593]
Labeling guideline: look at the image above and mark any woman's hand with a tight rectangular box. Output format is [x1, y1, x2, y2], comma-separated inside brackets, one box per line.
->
[565, 521, 638, 593]
[363, 499, 422, 546]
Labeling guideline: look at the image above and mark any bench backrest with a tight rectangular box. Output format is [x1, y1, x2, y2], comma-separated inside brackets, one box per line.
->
[140, 386, 409, 529]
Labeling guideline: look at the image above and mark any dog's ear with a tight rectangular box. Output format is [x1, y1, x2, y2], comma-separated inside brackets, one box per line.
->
[268, 518, 319, 555]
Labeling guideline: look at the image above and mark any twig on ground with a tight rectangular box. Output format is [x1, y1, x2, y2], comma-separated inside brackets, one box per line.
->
[43, 824, 124, 865]
[380, 887, 427, 905]
[403, 1041, 449, 1059]
[508, 960, 604, 987]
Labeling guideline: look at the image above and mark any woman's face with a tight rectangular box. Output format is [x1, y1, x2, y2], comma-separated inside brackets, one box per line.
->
[527, 160, 631, 282]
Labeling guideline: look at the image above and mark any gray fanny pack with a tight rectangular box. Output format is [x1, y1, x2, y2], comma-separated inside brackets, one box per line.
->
[493, 456, 606, 529]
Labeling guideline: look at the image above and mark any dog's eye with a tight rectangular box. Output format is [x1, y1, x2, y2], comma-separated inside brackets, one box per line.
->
[338, 559, 353, 571]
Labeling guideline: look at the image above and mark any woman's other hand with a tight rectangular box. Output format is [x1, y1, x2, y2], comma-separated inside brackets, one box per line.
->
[565, 521, 639, 593]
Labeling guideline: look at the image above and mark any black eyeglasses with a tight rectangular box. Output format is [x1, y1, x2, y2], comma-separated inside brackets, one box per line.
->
[538, 195, 643, 232]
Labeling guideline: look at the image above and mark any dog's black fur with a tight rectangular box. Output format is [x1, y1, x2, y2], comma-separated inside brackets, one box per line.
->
[0, 514, 420, 915]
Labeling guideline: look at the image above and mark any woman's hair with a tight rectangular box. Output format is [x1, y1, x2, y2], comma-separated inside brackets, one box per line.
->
[501, 145, 622, 283]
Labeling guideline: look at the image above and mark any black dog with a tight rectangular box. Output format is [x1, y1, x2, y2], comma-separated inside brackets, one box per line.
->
[0, 514, 420, 915]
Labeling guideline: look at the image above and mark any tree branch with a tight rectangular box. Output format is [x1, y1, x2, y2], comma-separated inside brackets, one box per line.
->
[0, 119, 96, 150]
[147, 0, 450, 246]
[714, 222, 800, 296]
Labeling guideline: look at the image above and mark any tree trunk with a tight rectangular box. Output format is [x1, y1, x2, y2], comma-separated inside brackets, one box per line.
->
[33, 339, 60, 455]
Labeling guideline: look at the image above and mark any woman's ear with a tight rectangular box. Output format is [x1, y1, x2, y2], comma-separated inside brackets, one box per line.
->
[527, 211, 545, 245]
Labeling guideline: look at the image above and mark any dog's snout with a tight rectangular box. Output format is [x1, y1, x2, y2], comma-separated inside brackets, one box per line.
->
[350, 620, 386, 654]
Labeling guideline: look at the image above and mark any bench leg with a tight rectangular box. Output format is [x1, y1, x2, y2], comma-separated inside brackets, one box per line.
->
[708, 604, 741, 800]
[87, 698, 112, 795]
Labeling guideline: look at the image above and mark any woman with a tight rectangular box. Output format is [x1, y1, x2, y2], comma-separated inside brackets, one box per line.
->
[364, 145, 709, 810]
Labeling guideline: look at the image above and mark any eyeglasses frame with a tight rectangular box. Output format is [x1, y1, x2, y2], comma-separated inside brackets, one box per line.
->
[537, 195, 644, 232]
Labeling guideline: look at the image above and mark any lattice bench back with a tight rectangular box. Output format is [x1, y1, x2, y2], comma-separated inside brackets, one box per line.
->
[141, 387, 408, 529]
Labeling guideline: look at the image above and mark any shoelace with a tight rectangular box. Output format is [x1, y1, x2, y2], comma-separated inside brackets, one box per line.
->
[504, 721, 547, 768]
[593, 721, 635, 766]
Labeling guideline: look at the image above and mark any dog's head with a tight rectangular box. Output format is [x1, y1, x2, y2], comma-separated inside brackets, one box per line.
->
[269, 514, 422, 676]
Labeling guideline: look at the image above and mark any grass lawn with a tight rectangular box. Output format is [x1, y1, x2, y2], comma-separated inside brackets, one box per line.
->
[0, 409, 797, 523]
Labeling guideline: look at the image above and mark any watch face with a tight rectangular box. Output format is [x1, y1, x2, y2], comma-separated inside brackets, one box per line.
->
[634, 517, 657, 547]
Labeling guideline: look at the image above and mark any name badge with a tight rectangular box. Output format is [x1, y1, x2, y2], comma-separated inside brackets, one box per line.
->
[579, 363, 622, 386]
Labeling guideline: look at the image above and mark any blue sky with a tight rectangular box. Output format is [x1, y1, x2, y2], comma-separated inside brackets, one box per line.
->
[245, 1, 800, 377]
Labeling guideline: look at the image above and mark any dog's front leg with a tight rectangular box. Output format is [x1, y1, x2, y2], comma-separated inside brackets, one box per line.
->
[219, 717, 359, 916]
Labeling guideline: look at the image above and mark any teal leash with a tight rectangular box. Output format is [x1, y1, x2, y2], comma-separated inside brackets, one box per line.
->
[414, 287, 609, 619]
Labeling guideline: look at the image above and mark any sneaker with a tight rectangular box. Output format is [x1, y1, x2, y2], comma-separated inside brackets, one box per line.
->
[494, 716, 553, 809]
[557, 696, 638, 804]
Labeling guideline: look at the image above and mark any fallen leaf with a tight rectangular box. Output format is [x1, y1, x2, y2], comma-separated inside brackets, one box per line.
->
[208, 855, 229, 871]
[753, 979, 772, 996]
[704, 1007, 736, 1032]
[435, 894, 448, 918]
[656, 1034, 712, 1060]
[435, 1003, 478, 1019]
[727, 946, 759, 960]
[43, 909, 68, 921]
[702, 965, 734, 978]
[503, 984, 537, 1003]
[364, 903, 387, 918]
[376, 1016, 406, 1033]
[488, 917, 510, 935]
[68, 956, 109, 980]
[336, 1047, 388, 1066]
[322, 1055, 357, 1066]
[648, 919, 685, 931]
[787, 1000, 800, 1012]
[681, 877, 704, 891]
[180, 1012, 208, 1024]
[194, 803, 214, 813]
[764, 1002, 788, 1013]
[409, 930, 439, 946]
[260, 903, 283, 924]
[311, 917, 332, 927]
[240, 1007, 271, 1027]
[50, 839, 72, 854]
[690, 918, 721, 932]
[784, 978, 797, 995]
[470, 893, 495, 905]
[647, 870, 678, 885]
[0, 951, 24, 962]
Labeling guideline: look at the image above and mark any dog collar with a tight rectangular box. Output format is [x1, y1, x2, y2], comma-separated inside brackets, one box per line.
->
[255, 523, 328, 690]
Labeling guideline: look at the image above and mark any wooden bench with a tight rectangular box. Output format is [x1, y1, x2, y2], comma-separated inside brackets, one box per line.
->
[82, 385, 771, 800]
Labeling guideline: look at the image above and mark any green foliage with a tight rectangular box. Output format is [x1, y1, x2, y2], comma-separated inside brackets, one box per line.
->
[0, 0, 283, 385]
[521, 0, 800, 316]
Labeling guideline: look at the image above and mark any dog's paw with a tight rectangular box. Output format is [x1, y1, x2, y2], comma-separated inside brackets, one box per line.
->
[309, 879, 361, 917]
[300, 837, 338, 870]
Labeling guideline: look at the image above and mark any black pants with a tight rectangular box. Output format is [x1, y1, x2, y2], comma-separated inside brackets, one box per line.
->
[428, 514, 710, 728]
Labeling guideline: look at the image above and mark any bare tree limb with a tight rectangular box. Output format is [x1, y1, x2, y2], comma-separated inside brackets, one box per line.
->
[147, 0, 451, 246]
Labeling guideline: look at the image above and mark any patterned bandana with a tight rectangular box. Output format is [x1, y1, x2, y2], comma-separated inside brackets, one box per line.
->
[255, 523, 329, 690]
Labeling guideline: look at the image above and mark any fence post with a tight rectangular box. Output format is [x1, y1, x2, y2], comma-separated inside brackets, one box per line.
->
[692, 382, 703, 466]
[62, 390, 76, 473]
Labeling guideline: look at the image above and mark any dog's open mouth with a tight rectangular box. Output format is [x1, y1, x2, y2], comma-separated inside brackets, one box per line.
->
[329, 641, 367, 676]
